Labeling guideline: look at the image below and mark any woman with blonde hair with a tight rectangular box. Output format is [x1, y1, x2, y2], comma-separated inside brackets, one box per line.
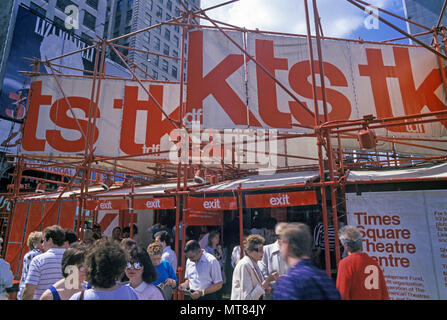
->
[147, 242, 177, 299]
[17, 231, 44, 300]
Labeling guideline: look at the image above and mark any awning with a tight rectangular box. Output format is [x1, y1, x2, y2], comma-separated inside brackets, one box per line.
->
[195, 170, 319, 192]
[92, 181, 197, 197]
[187, 196, 237, 211]
[245, 190, 317, 208]
[85, 197, 176, 210]
[19, 186, 107, 200]
[347, 162, 447, 182]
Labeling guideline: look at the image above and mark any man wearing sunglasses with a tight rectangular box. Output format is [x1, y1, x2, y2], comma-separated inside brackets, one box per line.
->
[22, 225, 67, 300]
[179, 240, 222, 300]
[231, 234, 278, 300]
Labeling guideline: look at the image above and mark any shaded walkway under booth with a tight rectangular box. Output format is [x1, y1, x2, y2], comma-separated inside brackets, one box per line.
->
[3, 186, 105, 278]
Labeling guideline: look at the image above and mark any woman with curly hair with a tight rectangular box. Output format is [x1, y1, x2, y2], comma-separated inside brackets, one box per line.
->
[147, 241, 177, 299]
[69, 239, 138, 300]
[125, 246, 164, 300]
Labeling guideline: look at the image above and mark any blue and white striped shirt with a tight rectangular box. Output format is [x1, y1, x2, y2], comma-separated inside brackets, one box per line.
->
[25, 248, 66, 300]
[18, 249, 42, 300]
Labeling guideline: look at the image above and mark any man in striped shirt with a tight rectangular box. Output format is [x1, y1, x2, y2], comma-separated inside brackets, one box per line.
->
[22, 225, 66, 300]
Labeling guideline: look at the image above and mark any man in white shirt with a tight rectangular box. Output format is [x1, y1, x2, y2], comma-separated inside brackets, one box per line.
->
[179, 240, 222, 300]
[258, 222, 288, 299]
[154, 230, 177, 272]
[22, 225, 67, 300]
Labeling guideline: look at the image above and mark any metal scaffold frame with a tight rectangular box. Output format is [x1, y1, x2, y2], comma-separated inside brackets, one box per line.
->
[2, 0, 447, 294]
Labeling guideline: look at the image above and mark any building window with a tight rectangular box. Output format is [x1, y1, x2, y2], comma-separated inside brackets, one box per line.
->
[162, 59, 168, 72]
[155, 21, 161, 34]
[53, 16, 66, 29]
[128, 0, 134, 7]
[81, 32, 93, 45]
[143, 46, 150, 61]
[148, 0, 153, 10]
[86, 0, 99, 10]
[56, 0, 75, 12]
[173, 35, 179, 48]
[152, 70, 158, 79]
[172, 50, 178, 58]
[83, 10, 96, 31]
[164, 29, 170, 41]
[171, 65, 178, 79]
[144, 13, 152, 26]
[30, 2, 46, 17]
[126, 10, 132, 23]
[166, 13, 171, 21]
[156, 5, 163, 18]
[143, 32, 150, 44]
[152, 54, 159, 66]
[166, 0, 172, 11]
[154, 37, 160, 51]
[117, 0, 123, 11]
[163, 44, 169, 55]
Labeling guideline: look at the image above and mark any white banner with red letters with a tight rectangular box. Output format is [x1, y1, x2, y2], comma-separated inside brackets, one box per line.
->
[187, 29, 447, 154]
[346, 190, 447, 300]
[20, 30, 447, 163]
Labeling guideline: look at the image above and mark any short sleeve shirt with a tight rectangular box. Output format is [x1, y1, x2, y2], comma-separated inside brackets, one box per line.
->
[162, 246, 178, 272]
[69, 285, 139, 300]
[128, 282, 164, 300]
[25, 248, 66, 300]
[185, 251, 222, 291]
[18, 249, 42, 300]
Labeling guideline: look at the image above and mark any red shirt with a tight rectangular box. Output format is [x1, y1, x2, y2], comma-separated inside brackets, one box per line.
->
[336, 252, 389, 300]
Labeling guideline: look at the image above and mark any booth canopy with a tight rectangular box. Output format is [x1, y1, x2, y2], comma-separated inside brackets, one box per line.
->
[346, 162, 447, 182]
[195, 170, 320, 192]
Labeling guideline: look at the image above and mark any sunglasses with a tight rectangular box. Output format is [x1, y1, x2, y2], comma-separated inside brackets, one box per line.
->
[126, 262, 143, 270]
[253, 246, 263, 253]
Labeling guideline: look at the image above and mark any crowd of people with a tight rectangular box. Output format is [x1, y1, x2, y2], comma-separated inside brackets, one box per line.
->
[0, 217, 389, 300]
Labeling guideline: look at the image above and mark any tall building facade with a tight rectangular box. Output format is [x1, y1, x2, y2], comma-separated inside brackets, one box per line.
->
[19, 0, 107, 43]
[105, 0, 201, 81]
[402, 0, 447, 45]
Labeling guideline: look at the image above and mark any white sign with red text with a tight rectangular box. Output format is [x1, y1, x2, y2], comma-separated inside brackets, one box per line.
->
[20, 30, 447, 163]
[187, 30, 447, 154]
[346, 190, 447, 300]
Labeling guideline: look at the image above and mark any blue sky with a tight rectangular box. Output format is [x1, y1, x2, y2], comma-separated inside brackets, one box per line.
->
[200, 0, 412, 44]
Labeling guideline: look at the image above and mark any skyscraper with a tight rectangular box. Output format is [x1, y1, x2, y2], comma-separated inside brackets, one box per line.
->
[402, 0, 447, 45]
[105, 0, 201, 81]
[19, 0, 107, 43]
